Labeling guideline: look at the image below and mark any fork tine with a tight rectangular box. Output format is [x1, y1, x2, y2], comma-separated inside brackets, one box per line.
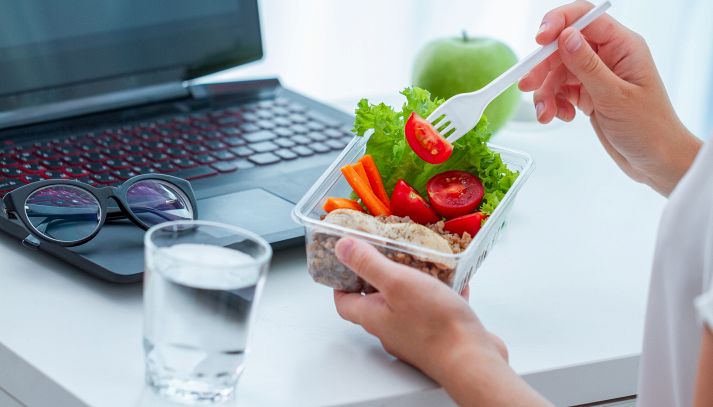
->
[431, 115, 447, 127]
[435, 120, 453, 134]
[436, 120, 452, 133]
[446, 128, 467, 144]
[439, 122, 456, 136]
[426, 105, 447, 124]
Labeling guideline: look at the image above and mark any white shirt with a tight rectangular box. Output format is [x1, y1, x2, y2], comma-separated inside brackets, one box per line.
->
[637, 139, 713, 407]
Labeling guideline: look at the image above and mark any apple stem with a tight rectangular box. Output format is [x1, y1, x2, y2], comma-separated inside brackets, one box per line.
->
[462, 30, 468, 42]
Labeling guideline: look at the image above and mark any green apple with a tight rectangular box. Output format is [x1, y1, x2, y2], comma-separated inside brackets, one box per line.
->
[412, 34, 520, 133]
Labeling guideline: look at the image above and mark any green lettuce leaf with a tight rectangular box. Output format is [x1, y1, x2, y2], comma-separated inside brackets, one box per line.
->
[352, 87, 518, 215]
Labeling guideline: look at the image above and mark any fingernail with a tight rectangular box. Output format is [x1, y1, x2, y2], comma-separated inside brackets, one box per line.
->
[535, 102, 545, 119]
[335, 238, 354, 262]
[565, 30, 582, 53]
[537, 22, 548, 36]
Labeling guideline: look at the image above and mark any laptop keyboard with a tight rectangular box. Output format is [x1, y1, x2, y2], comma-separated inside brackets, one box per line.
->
[0, 97, 354, 197]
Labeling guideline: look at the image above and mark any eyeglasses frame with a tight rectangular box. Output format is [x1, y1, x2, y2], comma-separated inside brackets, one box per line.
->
[2, 173, 198, 247]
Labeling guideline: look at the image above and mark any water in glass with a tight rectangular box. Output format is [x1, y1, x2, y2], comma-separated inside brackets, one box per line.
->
[143, 222, 270, 404]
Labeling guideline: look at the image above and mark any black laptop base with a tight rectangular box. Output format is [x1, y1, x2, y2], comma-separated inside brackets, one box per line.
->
[0, 79, 355, 283]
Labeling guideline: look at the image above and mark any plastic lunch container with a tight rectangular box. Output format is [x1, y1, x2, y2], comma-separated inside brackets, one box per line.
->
[292, 131, 534, 293]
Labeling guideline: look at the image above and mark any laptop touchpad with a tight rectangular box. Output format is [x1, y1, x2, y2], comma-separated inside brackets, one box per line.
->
[198, 189, 299, 238]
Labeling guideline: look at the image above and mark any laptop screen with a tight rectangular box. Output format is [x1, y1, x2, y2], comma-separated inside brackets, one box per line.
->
[0, 0, 262, 98]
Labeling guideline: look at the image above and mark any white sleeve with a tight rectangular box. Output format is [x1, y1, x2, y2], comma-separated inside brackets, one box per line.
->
[696, 290, 713, 329]
[696, 205, 713, 329]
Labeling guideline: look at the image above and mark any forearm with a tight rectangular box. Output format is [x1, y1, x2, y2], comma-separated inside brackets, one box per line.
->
[694, 328, 713, 407]
[434, 346, 553, 407]
[652, 125, 702, 196]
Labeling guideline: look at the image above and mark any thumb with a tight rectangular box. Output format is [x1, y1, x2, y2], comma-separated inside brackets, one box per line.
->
[335, 238, 416, 294]
[558, 27, 620, 101]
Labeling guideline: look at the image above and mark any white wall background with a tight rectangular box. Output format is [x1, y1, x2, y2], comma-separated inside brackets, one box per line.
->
[207, 0, 713, 137]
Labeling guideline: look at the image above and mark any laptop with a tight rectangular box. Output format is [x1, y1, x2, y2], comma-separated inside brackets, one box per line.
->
[0, 0, 354, 282]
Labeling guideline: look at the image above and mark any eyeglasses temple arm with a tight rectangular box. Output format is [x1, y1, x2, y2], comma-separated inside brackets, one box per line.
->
[26, 204, 186, 222]
[106, 206, 187, 222]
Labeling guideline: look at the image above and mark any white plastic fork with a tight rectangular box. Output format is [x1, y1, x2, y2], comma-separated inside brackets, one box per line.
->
[427, 0, 611, 144]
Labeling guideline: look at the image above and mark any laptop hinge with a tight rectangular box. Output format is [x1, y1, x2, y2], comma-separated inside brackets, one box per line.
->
[188, 78, 282, 99]
[0, 82, 189, 131]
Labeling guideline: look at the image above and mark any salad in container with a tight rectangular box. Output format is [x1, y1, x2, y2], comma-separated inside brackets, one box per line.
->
[292, 88, 533, 294]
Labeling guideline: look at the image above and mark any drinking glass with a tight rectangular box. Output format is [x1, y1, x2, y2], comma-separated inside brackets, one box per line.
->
[143, 220, 272, 404]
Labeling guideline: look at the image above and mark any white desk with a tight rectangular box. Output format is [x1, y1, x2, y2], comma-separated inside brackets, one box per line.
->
[0, 113, 664, 407]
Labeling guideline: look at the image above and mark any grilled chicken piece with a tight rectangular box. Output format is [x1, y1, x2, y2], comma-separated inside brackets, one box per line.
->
[323, 209, 453, 256]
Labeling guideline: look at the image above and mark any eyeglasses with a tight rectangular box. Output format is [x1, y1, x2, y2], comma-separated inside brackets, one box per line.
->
[2, 174, 197, 247]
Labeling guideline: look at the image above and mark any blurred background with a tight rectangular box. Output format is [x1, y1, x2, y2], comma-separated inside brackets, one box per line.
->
[207, 0, 713, 138]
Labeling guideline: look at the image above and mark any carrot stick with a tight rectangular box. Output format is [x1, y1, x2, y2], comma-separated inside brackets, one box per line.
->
[341, 165, 391, 216]
[352, 162, 370, 188]
[323, 197, 364, 213]
[358, 155, 390, 207]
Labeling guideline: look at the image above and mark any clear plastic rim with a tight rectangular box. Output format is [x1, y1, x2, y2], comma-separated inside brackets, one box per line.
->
[291, 135, 535, 260]
[144, 219, 273, 268]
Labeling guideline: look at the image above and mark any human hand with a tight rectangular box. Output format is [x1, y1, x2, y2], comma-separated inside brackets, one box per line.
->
[333, 238, 552, 406]
[519, 0, 701, 196]
[333, 238, 504, 379]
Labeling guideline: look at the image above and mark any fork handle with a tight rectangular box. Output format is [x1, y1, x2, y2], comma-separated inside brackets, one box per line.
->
[479, 0, 611, 101]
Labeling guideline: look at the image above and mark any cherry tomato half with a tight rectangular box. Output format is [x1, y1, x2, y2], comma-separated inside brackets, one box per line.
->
[444, 212, 486, 237]
[390, 179, 441, 225]
[404, 112, 453, 164]
[426, 170, 484, 219]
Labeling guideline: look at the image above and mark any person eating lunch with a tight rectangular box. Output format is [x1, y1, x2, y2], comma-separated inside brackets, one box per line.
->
[331, 1, 712, 406]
